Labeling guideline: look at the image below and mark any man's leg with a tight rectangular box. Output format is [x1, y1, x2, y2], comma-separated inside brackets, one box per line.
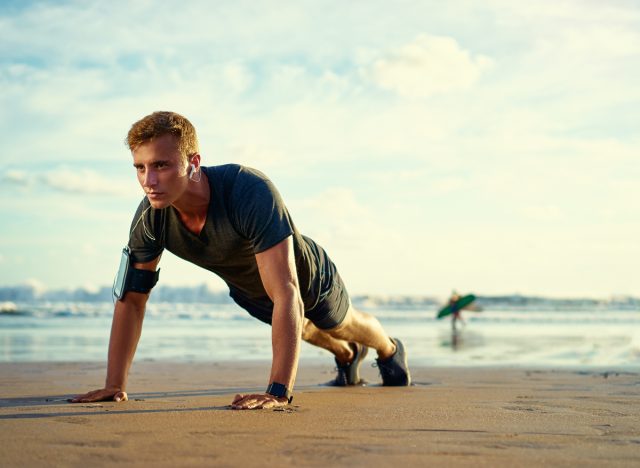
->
[302, 318, 353, 364]
[327, 306, 396, 360]
[302, 305, 411, 386]
[302, 306, 395, 362]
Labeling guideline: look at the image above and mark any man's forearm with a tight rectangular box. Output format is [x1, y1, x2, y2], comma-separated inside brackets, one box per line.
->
[269, 290, 304, 390]
[105, 297, 146, 390]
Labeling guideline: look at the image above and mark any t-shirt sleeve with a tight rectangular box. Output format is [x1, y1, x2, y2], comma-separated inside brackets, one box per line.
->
[229, 170, 294, 254]
[127, 198, 165, 263]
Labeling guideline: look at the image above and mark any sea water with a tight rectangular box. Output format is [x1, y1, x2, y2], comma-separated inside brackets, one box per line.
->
[1, 302, 639, 368]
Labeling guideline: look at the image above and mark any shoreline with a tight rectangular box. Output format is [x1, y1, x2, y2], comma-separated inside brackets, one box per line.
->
[1, 362, 639, 467]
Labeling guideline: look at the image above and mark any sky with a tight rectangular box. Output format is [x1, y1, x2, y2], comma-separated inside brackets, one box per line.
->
[0, 0, 638, 298]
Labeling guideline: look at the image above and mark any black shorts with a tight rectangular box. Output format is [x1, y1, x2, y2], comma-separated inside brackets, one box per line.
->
[231, 272, 350, 330]
[303, 272, 350, 329]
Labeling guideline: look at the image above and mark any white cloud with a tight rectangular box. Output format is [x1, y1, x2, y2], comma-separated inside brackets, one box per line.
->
[39, 168, 139, 197]
[227, 143, 288, 169]
[222, 62, 253, 94]
[489, 0, 640, 30]
[367, 34, 493, 98]
[289, 188, 375, 246]
[482, 1, 640, 106]
[2, 169, 29, 186]
[23, 278, 47, 294]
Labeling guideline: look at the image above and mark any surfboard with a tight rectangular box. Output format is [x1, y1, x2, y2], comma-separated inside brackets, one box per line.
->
[437, 294, 477, 319]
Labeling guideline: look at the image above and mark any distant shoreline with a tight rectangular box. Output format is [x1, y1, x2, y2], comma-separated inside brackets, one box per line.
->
[1, 284, 638, 310]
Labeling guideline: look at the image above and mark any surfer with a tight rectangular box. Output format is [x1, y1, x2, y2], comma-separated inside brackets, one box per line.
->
[71, 111, 410, 410]
[437, 290, 479, 332]
[449, 290, 466, 332]
[449, 291, 465, 331]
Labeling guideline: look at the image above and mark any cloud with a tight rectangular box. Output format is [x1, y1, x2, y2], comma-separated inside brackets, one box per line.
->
[367, 34, 493, 98]
[23, 278, 47, 294]
[288, 187, 388, 248]
[222, 62, 253, 94]
[489, 0, 640, 31]
[227, 143, 288, 169]
[38, 168, 139, 197]
[1, 169, 29, 186]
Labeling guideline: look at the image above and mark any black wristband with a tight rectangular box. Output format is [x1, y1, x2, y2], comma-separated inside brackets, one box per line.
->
[266, 382, 293, 404]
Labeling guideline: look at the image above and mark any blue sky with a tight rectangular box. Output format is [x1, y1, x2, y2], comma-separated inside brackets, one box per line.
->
[1, 0, 638, 298]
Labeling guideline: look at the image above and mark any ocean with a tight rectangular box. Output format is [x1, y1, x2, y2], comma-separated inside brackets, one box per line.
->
[1, 301, 639, 368]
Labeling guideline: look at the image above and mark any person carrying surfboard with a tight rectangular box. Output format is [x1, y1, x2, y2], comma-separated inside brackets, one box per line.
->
[449, 291, 464, 330]
[437, 291, 478, 331]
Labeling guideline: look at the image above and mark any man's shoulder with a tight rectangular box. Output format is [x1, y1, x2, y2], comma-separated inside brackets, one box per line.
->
[206, 164, 272, 191]
[207, 163, 269, 178]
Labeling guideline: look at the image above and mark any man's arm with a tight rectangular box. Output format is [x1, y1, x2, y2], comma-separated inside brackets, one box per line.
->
[231, 236, 304, 410]
[71, 256, 160, 403]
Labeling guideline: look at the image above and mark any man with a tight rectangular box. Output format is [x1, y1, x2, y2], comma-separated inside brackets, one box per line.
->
[449, 291, 464, 331]
[72, 111, 410, 410]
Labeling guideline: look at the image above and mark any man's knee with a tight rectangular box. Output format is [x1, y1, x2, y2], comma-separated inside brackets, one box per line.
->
[301, 319, 316, 342]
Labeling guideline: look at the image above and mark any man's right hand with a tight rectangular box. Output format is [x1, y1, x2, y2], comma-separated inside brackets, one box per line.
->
[70, 257, 158, 405]
[70, 387, 128, 403]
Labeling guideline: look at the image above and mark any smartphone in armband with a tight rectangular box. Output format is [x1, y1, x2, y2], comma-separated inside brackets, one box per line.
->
[113, 246, 131, 301]
[112, 246, 160, 301]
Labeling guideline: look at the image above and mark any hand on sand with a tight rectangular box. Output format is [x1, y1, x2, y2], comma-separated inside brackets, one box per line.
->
[70, 388, 128, 403]
[231, 393, 288, 410]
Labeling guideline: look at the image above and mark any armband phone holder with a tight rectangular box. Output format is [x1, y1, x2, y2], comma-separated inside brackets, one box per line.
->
[112, 246, 160, 301]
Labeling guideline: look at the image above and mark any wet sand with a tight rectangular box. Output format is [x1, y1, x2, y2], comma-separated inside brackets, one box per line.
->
[1, 361, 639, 467]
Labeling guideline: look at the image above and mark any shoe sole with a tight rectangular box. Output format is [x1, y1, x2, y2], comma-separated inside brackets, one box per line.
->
[397, 338, 411, 386]
[349, 344, 368, 385]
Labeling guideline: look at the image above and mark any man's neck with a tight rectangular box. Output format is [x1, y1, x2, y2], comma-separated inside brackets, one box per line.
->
[172, 172, 210, 233]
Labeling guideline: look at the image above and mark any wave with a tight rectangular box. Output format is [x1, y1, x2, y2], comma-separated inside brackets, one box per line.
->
[0, 301, 639, 325]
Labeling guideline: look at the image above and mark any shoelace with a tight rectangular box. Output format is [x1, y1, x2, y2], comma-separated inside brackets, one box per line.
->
[332, 366, 349, 385]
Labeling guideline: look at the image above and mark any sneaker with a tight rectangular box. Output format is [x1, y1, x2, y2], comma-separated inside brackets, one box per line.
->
[375, 338, 411, 386]
[333, 342, 368, 386]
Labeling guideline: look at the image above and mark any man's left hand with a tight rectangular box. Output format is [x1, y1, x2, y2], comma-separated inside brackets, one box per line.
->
[231, 393, 289, 410]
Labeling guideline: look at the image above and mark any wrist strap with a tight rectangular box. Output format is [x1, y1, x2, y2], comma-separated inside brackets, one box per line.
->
[266, 382, 293, 404]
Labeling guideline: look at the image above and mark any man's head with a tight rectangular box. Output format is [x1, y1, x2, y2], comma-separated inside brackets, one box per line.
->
[126, 111, 199, 167]
[127, 112, 201, 209]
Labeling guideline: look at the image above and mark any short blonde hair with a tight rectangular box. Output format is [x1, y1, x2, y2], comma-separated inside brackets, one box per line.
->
[125, 111, 199, 162]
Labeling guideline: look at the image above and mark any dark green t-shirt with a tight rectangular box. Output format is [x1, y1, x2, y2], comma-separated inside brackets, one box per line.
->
[128, 164, 336, 323]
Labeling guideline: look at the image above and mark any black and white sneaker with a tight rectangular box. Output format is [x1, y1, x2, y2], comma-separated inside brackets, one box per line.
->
[333, 342, 368, 386]
[375, 338, 411, 386]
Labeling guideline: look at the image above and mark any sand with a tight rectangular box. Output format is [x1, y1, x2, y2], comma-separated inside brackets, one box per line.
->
[1, 361, 639, 467]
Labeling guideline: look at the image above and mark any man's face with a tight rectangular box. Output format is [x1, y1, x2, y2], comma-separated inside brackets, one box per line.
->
[132, 134, 189, 209]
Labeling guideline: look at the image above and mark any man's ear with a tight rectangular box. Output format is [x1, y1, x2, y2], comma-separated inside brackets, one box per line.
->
[189, 153, 201, 169]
